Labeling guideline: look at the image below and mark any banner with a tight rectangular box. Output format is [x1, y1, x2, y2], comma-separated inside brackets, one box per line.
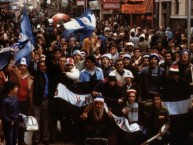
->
[54, 83, 141, 133]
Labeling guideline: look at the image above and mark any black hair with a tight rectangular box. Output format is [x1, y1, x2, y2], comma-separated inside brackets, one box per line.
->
[85, 55, 96, 64]
[2, 81, 18, 95]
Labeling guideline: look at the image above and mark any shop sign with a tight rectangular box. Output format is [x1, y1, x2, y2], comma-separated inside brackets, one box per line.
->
[121, 4, 145, 14]
[102, 0, 121, 3]
[103, 3, 120, 9]
[89, 1, 100, 10]
[77, 0, 84, 6]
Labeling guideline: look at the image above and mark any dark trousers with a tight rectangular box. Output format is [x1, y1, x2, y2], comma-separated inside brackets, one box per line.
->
[32, 98, 50, 143]
[18, 100, 29, 143]
[3, 124, 19, 145]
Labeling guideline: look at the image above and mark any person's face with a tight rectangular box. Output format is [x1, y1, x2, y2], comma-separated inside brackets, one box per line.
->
[53, 50, 61, 60]
[123, 58, 131, 65]
[73, 54, 81, 62]
[94, 101, 104, 112]
[59, 57, 66, 69]
[174, 53, 180, 61]
[142, 58, 149, 66]
[153, 96, 161, 108]
[125, 77, 132, 84]
[18, 65, 28, 73]
[127, 93, 136, 104]
[85, 60, 94, 69]
[149, 57, 158, 67]
[181, 52, 189, 62]
[190, 43, 193, 52]
[38, 62, 46, 72]
[108, 80, 116, 87]
[165, 53, 172, 62]
[133, 49, 141, 58]
[34, 54, 40, 61]
[110, 47, 117, 54]
[11, 86, 19, 96]
[36, 47, 43, 55]
[61, 45, 68, 51]
[65, 64, 74, 72]
[169, 42, 175, 47]
[101, 57, 110, 67]
[115, 61, 124, 71]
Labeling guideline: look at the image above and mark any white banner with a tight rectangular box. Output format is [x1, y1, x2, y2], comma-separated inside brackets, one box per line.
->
[54, 83, 141, 132]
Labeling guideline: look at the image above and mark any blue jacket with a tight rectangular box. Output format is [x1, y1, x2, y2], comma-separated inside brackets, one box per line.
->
[79, 67, 104, 82]
[0, 96, 20, 124]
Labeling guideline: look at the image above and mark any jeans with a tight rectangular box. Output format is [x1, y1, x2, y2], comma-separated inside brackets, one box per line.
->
[3, 123, 19, 145]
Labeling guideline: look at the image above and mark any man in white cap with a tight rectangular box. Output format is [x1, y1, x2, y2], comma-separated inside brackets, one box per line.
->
[7, 57, 33, 145]
[64, 57, 80, 82]
[100, 54, 113, 79]
[80, 95, 114, 144]
[72, 50, 85, 71]
[138, 53, 165, 102]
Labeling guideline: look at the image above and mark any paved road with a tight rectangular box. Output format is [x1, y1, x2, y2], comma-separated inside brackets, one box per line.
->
[25, 132, 81, 145]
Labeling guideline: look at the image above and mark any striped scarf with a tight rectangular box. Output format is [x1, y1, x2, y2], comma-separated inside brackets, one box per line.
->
[126, 102, 139, 123]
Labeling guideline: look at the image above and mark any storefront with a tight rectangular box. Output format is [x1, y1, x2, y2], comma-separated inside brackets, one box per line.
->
[121, 0, 154, 28]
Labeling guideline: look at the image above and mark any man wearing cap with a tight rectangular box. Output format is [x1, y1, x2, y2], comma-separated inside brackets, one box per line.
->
[67, 37, 79, 56]
[174, 49, 193, 85]
[72, 50, 85, 71]
[138, 53, 165, 102]
[123, 42, 134, 55]
[138, 55, 149, 72]
[7, 57, 33, 145]
[121, 89, 144, 145]
[80, 95, 115, 144]
[161, 64, 191, 145]
[100, 54, 114, 79]
[64, 58, 80, 82]
[108, 43, 120, 65]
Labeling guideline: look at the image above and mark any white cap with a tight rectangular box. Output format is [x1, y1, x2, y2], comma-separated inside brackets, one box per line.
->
[94, 95, 104, 103]
[125, 42, 134, 47]
[123, 54, 131, 60]
[65, 58, 74, 66]
[101, 54, 111, 60]
[124, 71, 134, 79]
[169, 64, 179, 73]
[73, 50, 81, 56]
[19, 57, 28, 66]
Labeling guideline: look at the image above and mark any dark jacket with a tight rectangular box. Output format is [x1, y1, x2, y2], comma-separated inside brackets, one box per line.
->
[143, 104, 170, 135]
[0, 96, 20, 125]
[33, 70, 49, 106]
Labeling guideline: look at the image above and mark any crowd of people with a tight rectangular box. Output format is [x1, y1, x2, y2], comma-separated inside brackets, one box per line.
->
[0, 7, 193, 145]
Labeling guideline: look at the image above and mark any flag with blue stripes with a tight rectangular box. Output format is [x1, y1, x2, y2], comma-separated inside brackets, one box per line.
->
[14, 4, 35, 65]
[63, 9, 96, 41]
[0, 42, 28, 69]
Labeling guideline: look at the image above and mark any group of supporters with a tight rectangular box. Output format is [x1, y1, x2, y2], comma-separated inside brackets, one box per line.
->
[1, 8, 193, 145]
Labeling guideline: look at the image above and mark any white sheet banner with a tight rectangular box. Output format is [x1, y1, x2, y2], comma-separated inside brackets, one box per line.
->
[54, 83, 141, 132]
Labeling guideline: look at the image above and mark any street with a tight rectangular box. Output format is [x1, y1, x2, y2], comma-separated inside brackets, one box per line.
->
[24, 121, 81, 145]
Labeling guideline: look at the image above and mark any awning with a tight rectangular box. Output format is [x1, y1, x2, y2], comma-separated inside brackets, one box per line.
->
[0, 2, 10, 9]
[121, 0, 153, 14]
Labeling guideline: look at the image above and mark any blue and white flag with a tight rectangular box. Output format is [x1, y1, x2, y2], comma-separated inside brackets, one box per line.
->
[63, 9, 96, 41]
[54, 82, 140, 133]
[14, 4, 35, 65]
[0, 42, 28, 69]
